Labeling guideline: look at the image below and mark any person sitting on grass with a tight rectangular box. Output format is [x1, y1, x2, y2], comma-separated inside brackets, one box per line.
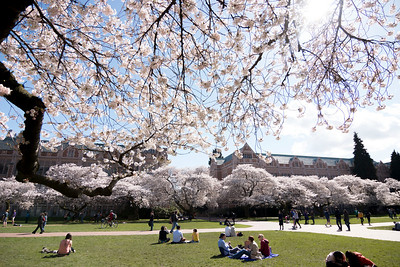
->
[325, 251, 348, 267]
[57, 233, 75, 256]
[345, 251, 376, 267]
[217, 233, 243, 257]
[191, 228, 199, 243]
[258, 234, 270, 257]
[225, 223, 231, 237]
[246, 236, 262, 260]
[172, 225, 186, 243]
[158, 226, 170, 243]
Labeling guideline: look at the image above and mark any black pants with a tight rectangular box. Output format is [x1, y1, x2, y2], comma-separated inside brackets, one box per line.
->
[336, 219, 342, 230]
[32, 224, 44, 234]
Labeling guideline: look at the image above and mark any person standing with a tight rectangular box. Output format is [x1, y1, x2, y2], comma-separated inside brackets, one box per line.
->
[278, 210, 284, 230]
[335, 207, 342, 231]
[304, 211, 309, 225]
[324, 209, 332, 227]
[11, 209, 16, 225]
[43, 212, 48, 230]
[310, 210, 315, 225]
[170, 210, 179, 233]
[149, 211, 154, 231]
[343, 209, 350, 231]
[25, 211, 30, 223]
[32, 212, 45, 234]
[2, 209, 9, 227]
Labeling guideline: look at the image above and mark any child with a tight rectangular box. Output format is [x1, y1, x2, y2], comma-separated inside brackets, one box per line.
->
[191, 228, 199, 242]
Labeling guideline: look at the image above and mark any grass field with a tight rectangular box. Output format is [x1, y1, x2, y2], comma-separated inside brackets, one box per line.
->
[1, 229, 399, 267]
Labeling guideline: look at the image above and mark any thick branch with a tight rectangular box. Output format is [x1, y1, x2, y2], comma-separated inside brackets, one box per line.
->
[0, 0, 33, 44]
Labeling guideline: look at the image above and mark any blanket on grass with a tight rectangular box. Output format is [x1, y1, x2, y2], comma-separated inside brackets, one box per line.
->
[230, 253, 279, 261]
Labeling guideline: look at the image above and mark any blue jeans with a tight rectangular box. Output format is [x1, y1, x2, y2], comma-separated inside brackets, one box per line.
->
[170, 221, 178, 233]
[231, 249, 250, 259]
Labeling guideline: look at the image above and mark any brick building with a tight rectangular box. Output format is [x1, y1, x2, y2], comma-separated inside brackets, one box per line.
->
[0, 137, 167, 178]
[209, 143, 389, 181]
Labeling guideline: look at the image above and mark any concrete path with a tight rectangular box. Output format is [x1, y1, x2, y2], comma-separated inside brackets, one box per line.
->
[1, 221, 399, 242]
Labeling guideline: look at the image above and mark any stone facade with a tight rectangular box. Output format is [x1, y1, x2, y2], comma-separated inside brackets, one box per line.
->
[0, 137, 167, 178]
[209, 143, 389, 181]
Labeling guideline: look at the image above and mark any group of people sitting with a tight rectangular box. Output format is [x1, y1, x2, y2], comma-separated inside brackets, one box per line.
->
[326, 250, 377, 267]
[158, 225, 199, 244]
[218, 233, 271, 260]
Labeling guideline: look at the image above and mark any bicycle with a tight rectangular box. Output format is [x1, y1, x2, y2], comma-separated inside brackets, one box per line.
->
[101, 219, 119, 228]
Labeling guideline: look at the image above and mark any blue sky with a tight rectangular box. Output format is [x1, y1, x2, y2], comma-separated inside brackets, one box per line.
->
[169, 90, 400, 168]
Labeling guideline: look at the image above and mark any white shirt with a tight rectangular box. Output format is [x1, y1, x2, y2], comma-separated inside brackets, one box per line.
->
[172, 230, 184, 242]
[225, 226, 231, 237]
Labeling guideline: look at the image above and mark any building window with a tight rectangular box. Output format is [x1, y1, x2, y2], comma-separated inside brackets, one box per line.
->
[243, 154, 252, 159]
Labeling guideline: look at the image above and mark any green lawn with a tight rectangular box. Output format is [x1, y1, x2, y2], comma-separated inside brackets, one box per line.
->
[0, 230, 398, 267]
[0, 219, 250, 233]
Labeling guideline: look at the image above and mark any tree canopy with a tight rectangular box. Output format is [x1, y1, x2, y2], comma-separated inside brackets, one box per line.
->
[390, 150, 400, 180]
[0, 0, 399, 197]
[352, 132, 378, 179]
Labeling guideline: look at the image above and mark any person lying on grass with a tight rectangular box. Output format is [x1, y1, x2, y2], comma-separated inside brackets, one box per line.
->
[345, 251, 377, 267]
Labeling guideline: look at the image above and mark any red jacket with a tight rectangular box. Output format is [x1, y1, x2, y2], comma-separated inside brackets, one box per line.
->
[259, 239, 270, 257]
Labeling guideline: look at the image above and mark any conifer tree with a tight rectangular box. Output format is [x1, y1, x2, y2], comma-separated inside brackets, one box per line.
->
[390, 150, 400, 181]
[352, 133, 377, 180]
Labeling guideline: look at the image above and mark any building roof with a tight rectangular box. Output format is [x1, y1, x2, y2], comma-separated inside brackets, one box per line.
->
[0, 137, 15, 150]
[219, 143, 354, 167]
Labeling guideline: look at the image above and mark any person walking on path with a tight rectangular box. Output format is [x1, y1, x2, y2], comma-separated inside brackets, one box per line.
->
[292, 210, 301, 229]
[358, 211, 364, 225]
[365, 211, 371, 226]
[343, 209, 350, 231]
[310, 210, 315, 225]
[335, 207, 342, 231]
[32, 212, 45, 234]
[324, 209, 332, 227]
[170, 211, 179, 233]
[149, 211, 154, 231]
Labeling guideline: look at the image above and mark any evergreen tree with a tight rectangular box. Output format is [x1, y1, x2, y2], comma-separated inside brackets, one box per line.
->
[390, 150, 400, 180]
[352, 132, 377, 179]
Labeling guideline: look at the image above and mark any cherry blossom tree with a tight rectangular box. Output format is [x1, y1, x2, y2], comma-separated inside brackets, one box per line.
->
[375, 178, 400, 206]
[0, 177, 39, 210]
[0, 0, 399, 197]
[142, 166, 220, 214]
[219, 165, 277, 216]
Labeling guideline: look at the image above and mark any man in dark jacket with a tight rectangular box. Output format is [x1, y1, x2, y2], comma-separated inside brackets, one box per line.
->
[335, 207, 342, 231]
[32, 212, 45, 234]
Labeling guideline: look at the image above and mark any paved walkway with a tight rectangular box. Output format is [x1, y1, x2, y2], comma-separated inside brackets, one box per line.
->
[1, 221, 399, 241]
